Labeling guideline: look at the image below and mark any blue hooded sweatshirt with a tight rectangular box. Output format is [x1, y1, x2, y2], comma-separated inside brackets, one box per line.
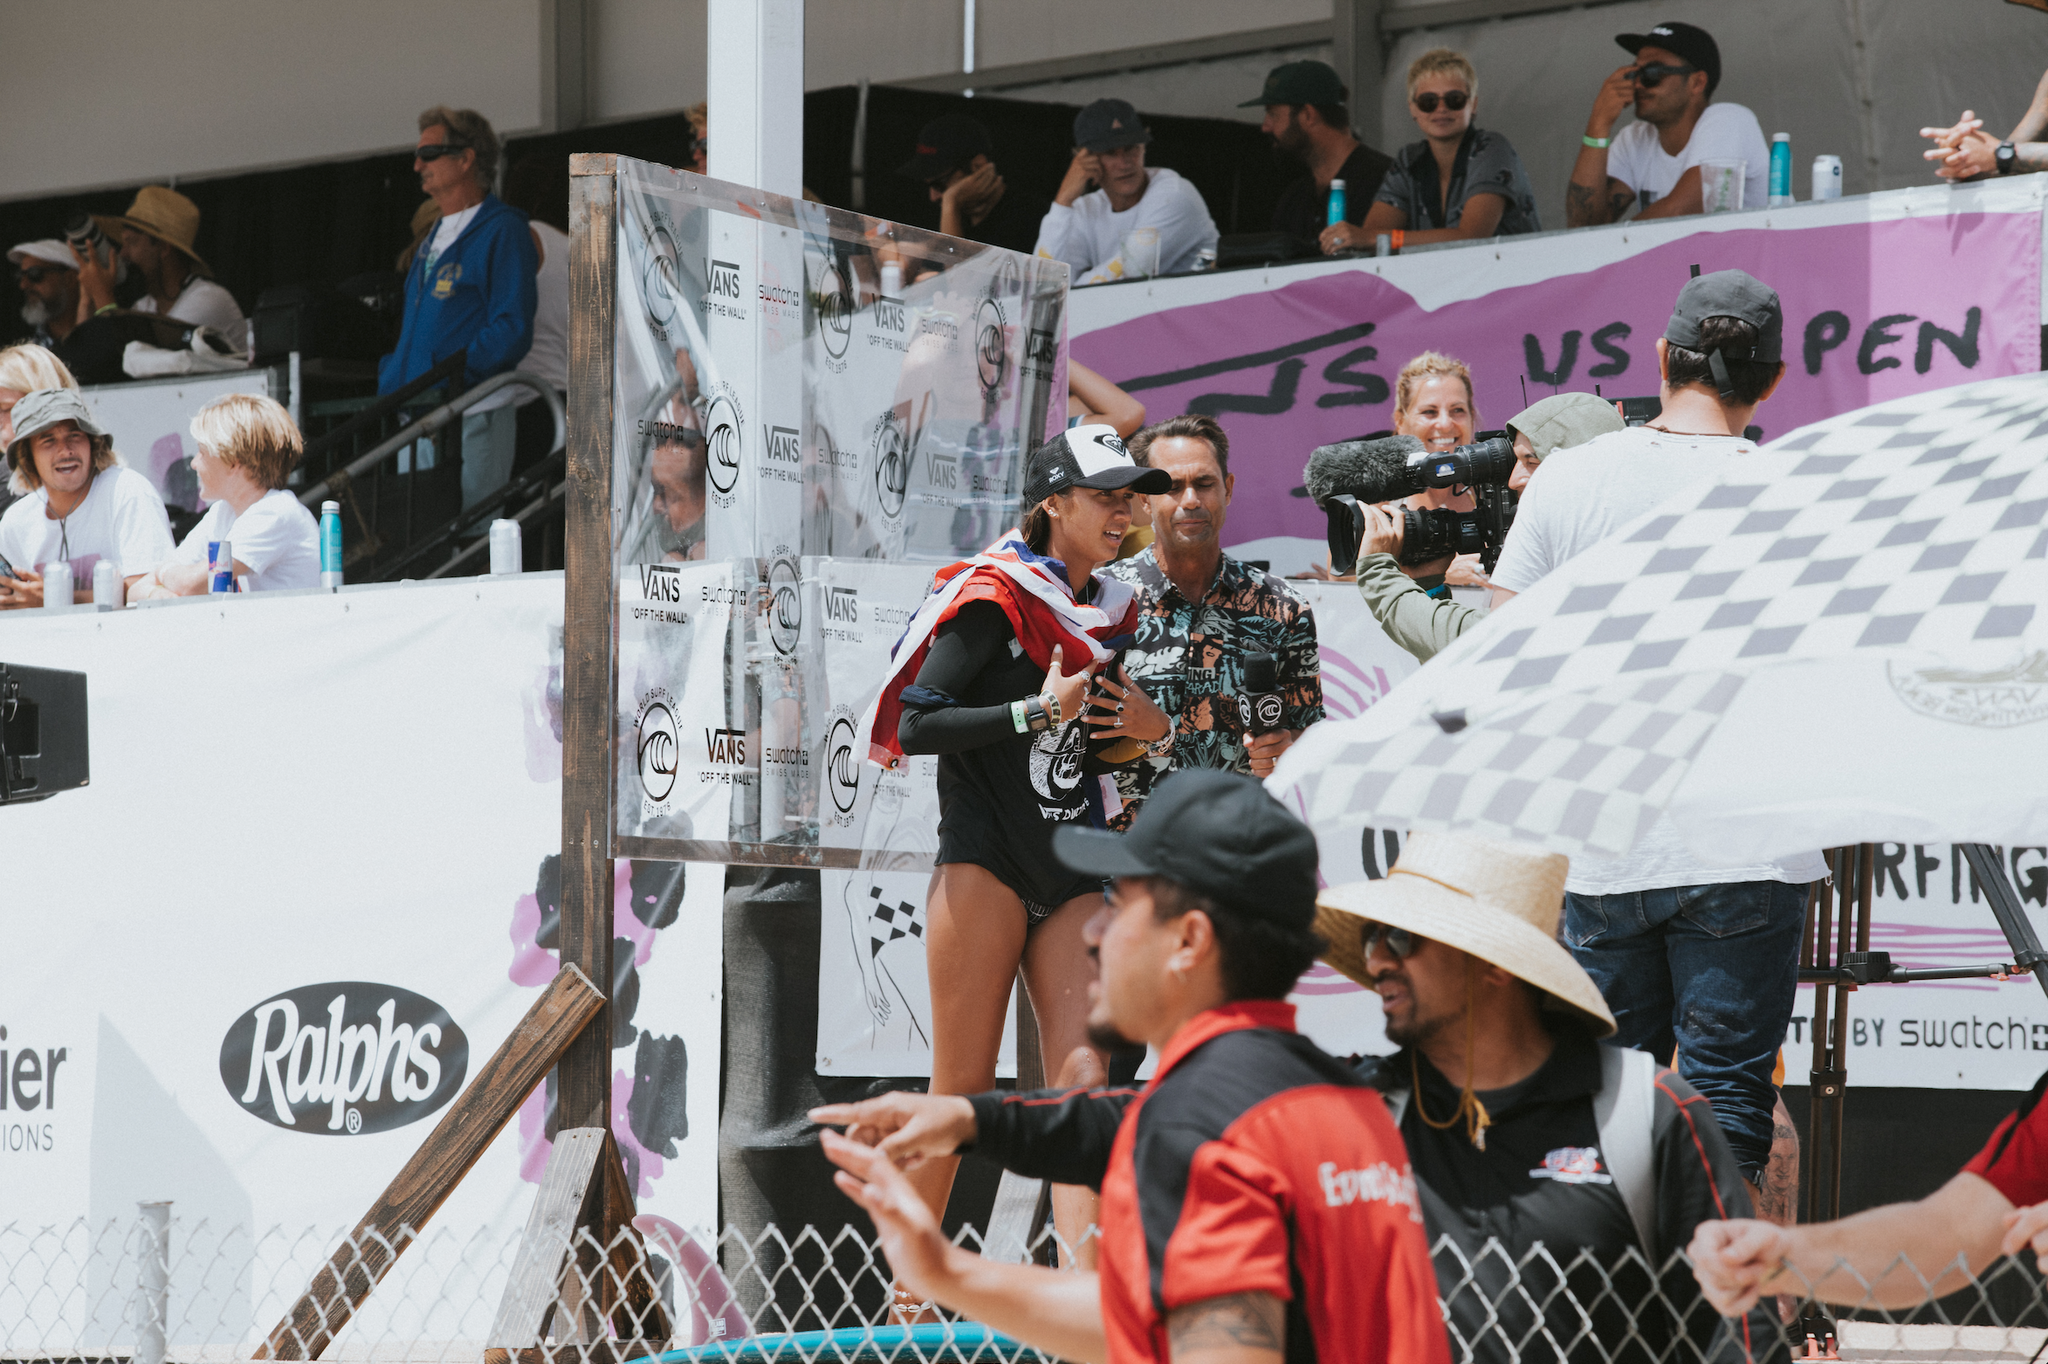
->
[378, 193, 538, 395]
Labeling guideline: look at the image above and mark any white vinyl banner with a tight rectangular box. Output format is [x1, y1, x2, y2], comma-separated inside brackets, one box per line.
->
[0, 578, 720, 1350]
[813, 578, 1423, 1076]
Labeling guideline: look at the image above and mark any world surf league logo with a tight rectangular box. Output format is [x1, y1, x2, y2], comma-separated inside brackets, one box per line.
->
[636, 687, 680, 804]
[817, 257, 854, 369]
[638, 215, 683, 333]
[871, 401, 913, 520]
[767, 556, 801, 656]
[975, 294, 1008, 401]
[704, 386, 743, 506]
[219, 983, 468, 1135]
[825, 711, 861, 820]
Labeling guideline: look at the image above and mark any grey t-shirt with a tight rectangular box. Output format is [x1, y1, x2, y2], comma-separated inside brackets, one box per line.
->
[1374, 127, 1541, 235]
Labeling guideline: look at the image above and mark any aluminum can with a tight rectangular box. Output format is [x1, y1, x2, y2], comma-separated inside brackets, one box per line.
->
[42, 560, 72, 609]
[489, 518, 523, 575]
[209, 539, 236, 594]
[1812, 155, 1844, 201]
[93, 558, 120, 611]
[320, 499, 344, 590]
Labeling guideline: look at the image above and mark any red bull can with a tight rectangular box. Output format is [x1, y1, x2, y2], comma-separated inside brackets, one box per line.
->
[208, 539, 237, 594]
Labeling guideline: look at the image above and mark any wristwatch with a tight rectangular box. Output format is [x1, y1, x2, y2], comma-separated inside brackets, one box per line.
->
[1997, 141, 2018, 176]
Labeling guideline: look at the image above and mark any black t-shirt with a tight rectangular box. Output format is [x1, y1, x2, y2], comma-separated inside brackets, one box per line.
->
[1271, 141, 1395, 246]
[1363, 1035, 1785, 1364]
[955, 185, 1048, 257]
[898, 599, 1128, 906]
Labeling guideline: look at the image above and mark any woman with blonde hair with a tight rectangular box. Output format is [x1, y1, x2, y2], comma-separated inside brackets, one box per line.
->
[130, 393, 319, 596]
[1326, 48, 1539, 252]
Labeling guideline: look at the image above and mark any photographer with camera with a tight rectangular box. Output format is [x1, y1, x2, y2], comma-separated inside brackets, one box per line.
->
[1484, 270, 1825, 1200]
[1322, 393, 1623, 662]
[73, 188, 245, 348]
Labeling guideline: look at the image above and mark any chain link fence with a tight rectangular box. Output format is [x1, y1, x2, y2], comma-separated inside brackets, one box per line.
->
[4, 1215, 2046, 1364]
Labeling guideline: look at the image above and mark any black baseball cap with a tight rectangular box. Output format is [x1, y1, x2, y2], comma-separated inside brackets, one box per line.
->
[1666, 269, 1783, 397]
[1022, 424, 1171, 506]
[1239, 59, 1348, 108]
[1054, 769, 1319, 928]
[1616, 21, 1721, 96]
[897, 112, 993, 182]
[1072, 98, 1152, 153]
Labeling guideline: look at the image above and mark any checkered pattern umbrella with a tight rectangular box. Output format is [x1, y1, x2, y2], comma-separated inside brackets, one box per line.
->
[1270, 374, 2048, 867]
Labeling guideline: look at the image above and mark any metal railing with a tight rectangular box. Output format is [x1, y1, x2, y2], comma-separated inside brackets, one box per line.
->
[8, 1216, 2048, 1364]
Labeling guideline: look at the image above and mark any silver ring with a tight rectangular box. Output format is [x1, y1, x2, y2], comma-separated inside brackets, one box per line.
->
[1114, 715, 1124, 728]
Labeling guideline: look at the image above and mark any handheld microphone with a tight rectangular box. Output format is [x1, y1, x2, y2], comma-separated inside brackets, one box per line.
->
[1237, 652, 1284, 736]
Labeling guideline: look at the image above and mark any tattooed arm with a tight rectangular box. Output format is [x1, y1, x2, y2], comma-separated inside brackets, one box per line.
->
[1568, 63, 1641, 227]
[1167, 1292, 1285, 1364]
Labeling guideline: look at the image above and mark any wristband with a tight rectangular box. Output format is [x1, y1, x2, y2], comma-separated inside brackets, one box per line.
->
[1043, 691, 1062, 728]
[1011, 699, 1030, 734]
[1582, 135, 1611, 149]
[95, 303, 120, 317]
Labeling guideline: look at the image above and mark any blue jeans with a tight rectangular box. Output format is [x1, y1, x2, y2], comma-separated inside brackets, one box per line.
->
[1563, 879, 1809, 1182]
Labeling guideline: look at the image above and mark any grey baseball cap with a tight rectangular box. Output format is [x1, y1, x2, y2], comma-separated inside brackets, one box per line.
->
[1665, 269, 1783, 399]
[8, 388, 103, 457]
[1506, 393, 1627, 461]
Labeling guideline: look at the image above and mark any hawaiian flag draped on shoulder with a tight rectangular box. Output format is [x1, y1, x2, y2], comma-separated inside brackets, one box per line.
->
[863, 530, 1142, 768]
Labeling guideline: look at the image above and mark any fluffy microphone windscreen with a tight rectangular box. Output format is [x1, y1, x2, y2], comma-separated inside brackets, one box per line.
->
[1302, 434, 1425, 506]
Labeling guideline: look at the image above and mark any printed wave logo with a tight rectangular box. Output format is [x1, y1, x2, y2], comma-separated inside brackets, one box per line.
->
[637, 688, 680, 801]
[817, 260, 854, 361]
[826, 712, 862, 816]
[872, 405, 911, 519]
[1237, 692, 1285, 732]
[767, 557, 802, 655]
[219, 983, 467, 1135]
[705, 390, 743, 497]
[639, 218, 682, 328]
[1889, 652, 2048, 729]
[974, 296, 1008, 398]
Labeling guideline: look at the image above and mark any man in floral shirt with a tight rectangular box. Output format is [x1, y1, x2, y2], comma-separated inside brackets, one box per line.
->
[1106, 414, 1322, 828]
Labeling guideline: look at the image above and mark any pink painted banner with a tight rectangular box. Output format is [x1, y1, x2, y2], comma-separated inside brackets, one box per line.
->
[1073, 212, 2042, 548]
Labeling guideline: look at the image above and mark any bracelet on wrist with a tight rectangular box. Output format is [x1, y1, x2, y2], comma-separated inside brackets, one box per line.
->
[1582, 134, 1611, 149]
[1043, 691, 1062, 728]
[1010, 699, 1030, 734]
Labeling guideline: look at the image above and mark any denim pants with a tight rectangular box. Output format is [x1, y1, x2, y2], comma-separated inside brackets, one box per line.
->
[1563, 879, 1808, 1182]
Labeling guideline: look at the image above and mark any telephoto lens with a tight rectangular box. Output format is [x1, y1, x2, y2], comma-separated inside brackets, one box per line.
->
[63, 213, 111, 265]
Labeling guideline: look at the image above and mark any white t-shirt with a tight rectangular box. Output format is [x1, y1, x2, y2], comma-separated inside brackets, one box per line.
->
[169, 488, 320, 591]
[1490, 425, 1828, 896]
[1034, 168, 1218, 285]
[1608, 103, 1770, 217]
[135, 277, 248, 352]
[0, 463, 173, 588]
[425, 203, 482, 267]
[516, 221, 569, 398]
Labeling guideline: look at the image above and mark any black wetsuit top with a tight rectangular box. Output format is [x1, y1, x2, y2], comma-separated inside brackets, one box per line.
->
[897, 599, 1130, 910]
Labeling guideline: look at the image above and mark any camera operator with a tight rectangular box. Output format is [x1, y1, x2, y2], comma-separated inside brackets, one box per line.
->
[1107, 415, 1323, 821]
[1485, 270, 1826, 1200]
[1353, 393, 1623, 662]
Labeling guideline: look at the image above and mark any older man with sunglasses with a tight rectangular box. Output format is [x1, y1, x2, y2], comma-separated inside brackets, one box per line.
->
[1565, 21, 1768, 227]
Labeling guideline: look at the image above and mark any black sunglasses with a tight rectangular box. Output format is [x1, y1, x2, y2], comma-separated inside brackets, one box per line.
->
[415, 141, 472, 163]
[1412, 90, 1470, 114]
[13, 266, 61, 285]
[1632, 62, 1698, 87]
[1365, 922, 1421, 961]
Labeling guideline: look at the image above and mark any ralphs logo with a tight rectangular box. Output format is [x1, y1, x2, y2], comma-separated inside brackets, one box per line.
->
[220, 983, 467, 1135]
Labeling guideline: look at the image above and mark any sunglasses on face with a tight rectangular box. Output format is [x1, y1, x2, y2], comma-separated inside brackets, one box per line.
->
[1632, 62, 1697, 87]
[415, 141, 472, 163]
[1411, 90, 1470, 114]
[1364, 922, 1420, 962]
[13, 266, 61, 285]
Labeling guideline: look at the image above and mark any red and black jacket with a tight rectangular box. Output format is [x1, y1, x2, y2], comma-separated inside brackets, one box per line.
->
[966, 1000, 1450, 1364]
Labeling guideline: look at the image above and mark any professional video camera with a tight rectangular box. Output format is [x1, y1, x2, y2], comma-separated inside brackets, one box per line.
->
[1303, 431, 1518, 576]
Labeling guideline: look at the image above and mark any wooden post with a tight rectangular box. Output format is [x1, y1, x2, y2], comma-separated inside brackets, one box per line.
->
[560, 154, 619, 1146]
[256, 966, 605, 1360]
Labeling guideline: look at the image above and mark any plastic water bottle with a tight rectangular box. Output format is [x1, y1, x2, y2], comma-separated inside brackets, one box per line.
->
[208, 539, 236, 594]
[1769, 133, 1794, 206]
[93, 558, 120, 611]
[488, 518, 523, 574]
[320, 499, 343, 590]
[1812, 154, 1844, 201]
[42, 561, 72, 610]
[1327, 178, 1348, 228]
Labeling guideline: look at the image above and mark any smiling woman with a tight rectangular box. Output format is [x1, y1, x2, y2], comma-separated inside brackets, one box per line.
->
[863, 424, 1173, 1310]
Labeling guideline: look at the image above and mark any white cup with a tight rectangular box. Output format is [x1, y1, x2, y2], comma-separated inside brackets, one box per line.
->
[1700, 159, 1746, 214]
[1123, 226, 1161, 279]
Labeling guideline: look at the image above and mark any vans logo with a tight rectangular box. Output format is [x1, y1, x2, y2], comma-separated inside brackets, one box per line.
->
[765, 425, 801, 466]
[640, 563, 682, 603]
[705, 727, 747, 766]
[220, 983, 467, 1135]
[1889, 652, 2048, 729]
[709, 259, 742, 300]
[826, 587, 859, 623]
[875, 296, 906, 333]
[928, 448, 958, 490]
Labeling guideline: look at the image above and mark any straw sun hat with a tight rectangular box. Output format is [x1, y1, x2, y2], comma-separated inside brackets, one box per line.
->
[1313, 831, 1617, 1037]
[102, 186, 211, 277]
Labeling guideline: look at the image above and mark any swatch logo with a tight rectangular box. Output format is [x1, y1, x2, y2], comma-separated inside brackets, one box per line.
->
[220, 983, 467, 1135]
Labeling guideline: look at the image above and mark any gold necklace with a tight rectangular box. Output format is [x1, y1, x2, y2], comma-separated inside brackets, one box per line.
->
[1409, 964, 1492, 1149]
